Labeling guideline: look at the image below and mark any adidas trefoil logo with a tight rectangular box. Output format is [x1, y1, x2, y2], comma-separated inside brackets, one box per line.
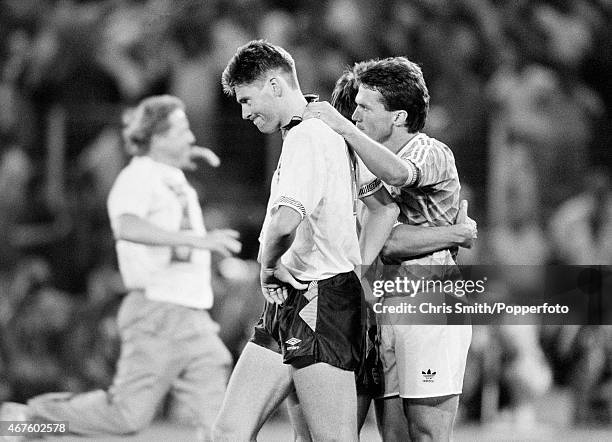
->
[422, 369, 436, 383]
[286, 337, 301, 350]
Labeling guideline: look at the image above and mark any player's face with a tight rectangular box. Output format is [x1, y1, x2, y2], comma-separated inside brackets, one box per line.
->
[152, 109, 195, 166]
[352, 86, 395, 144]
[234, 81, 281, 134]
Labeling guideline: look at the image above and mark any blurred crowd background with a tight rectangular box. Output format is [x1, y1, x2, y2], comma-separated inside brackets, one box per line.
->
[0, 0, 611, 432]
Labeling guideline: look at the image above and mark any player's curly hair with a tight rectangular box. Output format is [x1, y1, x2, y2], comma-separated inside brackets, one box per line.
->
[122, 95, 185, 156]
[221, 40, 298, 96]
[356, 57, 429, 132]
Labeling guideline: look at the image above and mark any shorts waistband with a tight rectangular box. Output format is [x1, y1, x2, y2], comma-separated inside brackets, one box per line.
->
[295, 270, 357, 286]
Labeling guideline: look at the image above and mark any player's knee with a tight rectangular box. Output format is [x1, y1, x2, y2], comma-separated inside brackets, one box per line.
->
[405, 397, 457, 442]
[407, 421, 435, 442]
[115, 408, 156, 434]
[382, 426, 410, 442]
[116, 418, 149, 434]
[211, 417, 255, 442]
[407, 412, 452, 442]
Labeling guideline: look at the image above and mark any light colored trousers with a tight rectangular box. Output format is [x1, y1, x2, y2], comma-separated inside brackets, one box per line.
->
[28, 291, 231, 438]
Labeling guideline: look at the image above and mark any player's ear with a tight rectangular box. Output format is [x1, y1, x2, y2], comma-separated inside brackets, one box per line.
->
[269, 77, 282, 97]
[393, 110, 408, 126]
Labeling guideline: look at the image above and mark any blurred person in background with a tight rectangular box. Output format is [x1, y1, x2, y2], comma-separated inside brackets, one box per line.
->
[549, 167, 612, 266]
[0, 258, 77, 404]
[0, 95, 241, 439]
[487, 63, 601, 224]
[546, 167, 612, 425]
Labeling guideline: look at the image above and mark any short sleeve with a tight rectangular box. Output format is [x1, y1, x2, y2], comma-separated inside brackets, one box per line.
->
[273, 123, 326, 218]
[107, 166, 153, 222]
[400, 143, 446, 188]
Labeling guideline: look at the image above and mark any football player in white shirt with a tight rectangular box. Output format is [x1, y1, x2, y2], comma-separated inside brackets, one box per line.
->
[215, 41, 476, 442]
[215, 40, 400, 442]
[0, 95, 241, 439]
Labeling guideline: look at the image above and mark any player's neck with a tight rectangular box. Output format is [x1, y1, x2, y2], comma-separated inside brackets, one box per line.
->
[279, 92, 308, 128]
[384, 131, 420, 155]
[148, 151, 181, 169]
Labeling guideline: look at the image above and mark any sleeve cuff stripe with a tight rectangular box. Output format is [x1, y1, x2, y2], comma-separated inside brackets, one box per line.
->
[359, 179, 383, 197]
[274, 196, 307, 219]
[402, 160, 419, 187]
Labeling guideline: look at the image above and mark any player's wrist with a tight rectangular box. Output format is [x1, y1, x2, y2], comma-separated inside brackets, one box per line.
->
[186, 233, 206, 248]
[452, 226, 472, 245]
[262, 259, 284, 273]
[341, 121, 360, 139]
[442, 225, 463, 245]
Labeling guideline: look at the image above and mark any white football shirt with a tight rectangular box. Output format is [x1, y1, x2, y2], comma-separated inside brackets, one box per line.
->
[107, 156, 213, 309]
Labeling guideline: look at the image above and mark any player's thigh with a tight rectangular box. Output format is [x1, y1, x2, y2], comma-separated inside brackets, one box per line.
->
[213, 342, 293, 437]
[373, 396, 410, 442]
[292, 363, 358, 442]
[169, 332, 232, 425]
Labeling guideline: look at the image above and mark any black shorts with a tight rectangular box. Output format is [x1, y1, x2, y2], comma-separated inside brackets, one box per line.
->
[355, 304, 384, 397]
[250, 300, 380, 395]
[250, 301, 282, 354]
[279, 271, 366, 371]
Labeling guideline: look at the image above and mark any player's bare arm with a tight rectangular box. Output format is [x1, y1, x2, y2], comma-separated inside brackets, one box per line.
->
[381, 200, 477, 259]
[114, 213, 241, 257]
[304, 101, 413, 187]
[359, 188, 399, 265]
[259, 206, 308, 304]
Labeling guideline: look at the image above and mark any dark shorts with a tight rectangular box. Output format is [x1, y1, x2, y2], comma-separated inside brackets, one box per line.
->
[278, 271, 365, 371]
[355, 304, 384, 397]
[250, 301, 282, 354]
[250, 301, 379, 394]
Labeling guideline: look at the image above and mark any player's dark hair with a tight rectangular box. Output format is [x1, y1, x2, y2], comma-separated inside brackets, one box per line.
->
[122, 95, 185, 156]
[331, 70, 357, 120]
[331, 60, 377, 120]
[222, 40, 298, 96]
[357, 57, 429, 132]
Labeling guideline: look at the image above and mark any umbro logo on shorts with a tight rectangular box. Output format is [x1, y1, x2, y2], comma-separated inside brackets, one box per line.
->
[285, 337, 301, 350]
[421, 369, 436, 383]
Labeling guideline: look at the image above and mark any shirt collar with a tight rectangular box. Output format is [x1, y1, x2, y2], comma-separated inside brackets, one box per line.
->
[396, 132, 425, 158]
[132, 156, 186, 182]
[280, 94, 320, 139]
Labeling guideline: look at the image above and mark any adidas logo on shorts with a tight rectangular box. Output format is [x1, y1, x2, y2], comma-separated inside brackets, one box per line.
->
[422, 369, 436, 383]
[285, 337, 301, 350]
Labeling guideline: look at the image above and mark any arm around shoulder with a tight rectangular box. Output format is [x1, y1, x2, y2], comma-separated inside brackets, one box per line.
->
[381, 213, 477, 260]
[343, 126, 414, 187]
